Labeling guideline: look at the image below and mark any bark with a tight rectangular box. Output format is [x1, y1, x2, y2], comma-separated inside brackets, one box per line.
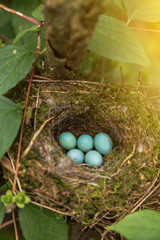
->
[43, 0, 104, 80]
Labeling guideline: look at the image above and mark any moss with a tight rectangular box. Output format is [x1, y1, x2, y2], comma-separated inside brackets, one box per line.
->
[7, 81, 160, 227]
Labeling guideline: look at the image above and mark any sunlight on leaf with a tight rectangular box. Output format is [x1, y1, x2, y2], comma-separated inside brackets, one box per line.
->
[124, 0, 160, 23]
[112, 0, 124, 10]
[88, 15, 150, 67]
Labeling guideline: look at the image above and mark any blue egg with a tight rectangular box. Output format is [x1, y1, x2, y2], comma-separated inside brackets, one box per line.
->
[59, 132, 76, 150]
[85, 150, 103, 167]
[94, 133, 112, 155]
[77, 134, 93, 152]
[67, 149, 84, 164]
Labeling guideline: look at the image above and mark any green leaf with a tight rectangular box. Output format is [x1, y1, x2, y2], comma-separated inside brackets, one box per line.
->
[32, 4, 45, 21]
[108, 210, 160, 240]
[13, 25, 40, 44]
[11, 0, 42, 50]
[124, 0, 160, 23]
[0, 96, 22, 159]
[0, 45, 35, 94]
[88, 15, 150, 67]
[0, 200, 5, 225]
[19, 203, 68, 240]
[112, 0, 124, 10]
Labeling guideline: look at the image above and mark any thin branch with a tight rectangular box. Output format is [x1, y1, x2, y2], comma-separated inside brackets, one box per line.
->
[0, 4, 43, 26]
[31, 201, 72, 216]
[132, 27, 160, 33]
[111, 145, 136, 177]
[12, 211, 19, 240]
[12, 31, 41, 193]
[34, 88, 40, 131]
[22, 116, 55, 158]
[131, 170, 160, 212]
[131, 182, 160, 212]
[7, 151, 22, 192]
[0, 34, 12, 44]
[0, 219, 17, 230]
[120, 66, 124, 85]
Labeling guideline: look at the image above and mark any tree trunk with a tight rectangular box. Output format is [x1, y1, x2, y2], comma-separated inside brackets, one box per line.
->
[43, 0, 104, 80]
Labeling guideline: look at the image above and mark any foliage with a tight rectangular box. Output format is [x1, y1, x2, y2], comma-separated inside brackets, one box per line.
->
[15, 191, 30, 208]
[0, 45, 35, 94]
[124, 0, 160, 23]
[0, 96, 22, 159]
[88, 15, 150, 67]
[1, 190, 15, 206]
[108, 210, 160, 240]
[1, 190, 30, 208]
[13, 25, 40, 44]
[32, 4, 45, 21]
[19, 203, 68, 240]
[0, 200, 6, 225]
[11, 0, 42, 49]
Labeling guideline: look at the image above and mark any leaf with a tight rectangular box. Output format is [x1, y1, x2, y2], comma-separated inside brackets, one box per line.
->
[88, 15, 150, 67]
[11, 0, 42, 50]
[108, 210, 160, 240]
[0, 96, 22, 159]
[112, 0, 124, 10]
[13, 25, 40, 44]
[19, 203, 68, 240]
[0, 200, 5, 225]
[0, 45, 35, 94]
[124, 0, 160, 23]
[32, 4, 45, 21]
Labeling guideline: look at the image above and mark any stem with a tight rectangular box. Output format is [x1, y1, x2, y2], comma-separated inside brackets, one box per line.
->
[0, 4, 43, 26]
[12, 31, 41, 193]
[126, 12, 135, 25]
[132, 27, 160, 33]
[12, 211, 19, 240]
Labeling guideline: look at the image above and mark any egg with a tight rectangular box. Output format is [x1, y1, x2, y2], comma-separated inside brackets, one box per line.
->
[94, 133, 112, 155]
[59, 132, 76, 150]
[67, 149, 84, 164]
[85, 150, 103, 167]
[77, 134, 93, 152]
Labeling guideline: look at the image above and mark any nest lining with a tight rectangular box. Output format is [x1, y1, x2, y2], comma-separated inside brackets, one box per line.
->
[20, 83, 160, 226]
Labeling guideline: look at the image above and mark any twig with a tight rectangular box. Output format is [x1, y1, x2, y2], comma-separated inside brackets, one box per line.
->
[120, 66, 124, 85]
[31, 201, 72, 216]
[133, 170, 160, 208]
[0, 219, 18, 230]
[131, 170, 160, 212]
[131, 182, 160, 212]
[0, 34, 12, 44]
[111, 145, 136, 177]
[12, 31, 41, 193]
[0, 4, 43, 26]
[12, 211, 19, 240]
[132, 27, 160, 33]
[137, 70, 146, 96]
[7, 151, 22, 192]
[34, 88, 40, 131]
[33, 75, 101, 85]
[22, 116, 55, 158]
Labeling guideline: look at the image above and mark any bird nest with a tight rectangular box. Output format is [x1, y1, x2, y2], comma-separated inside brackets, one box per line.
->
[20, 83, 160, 227]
